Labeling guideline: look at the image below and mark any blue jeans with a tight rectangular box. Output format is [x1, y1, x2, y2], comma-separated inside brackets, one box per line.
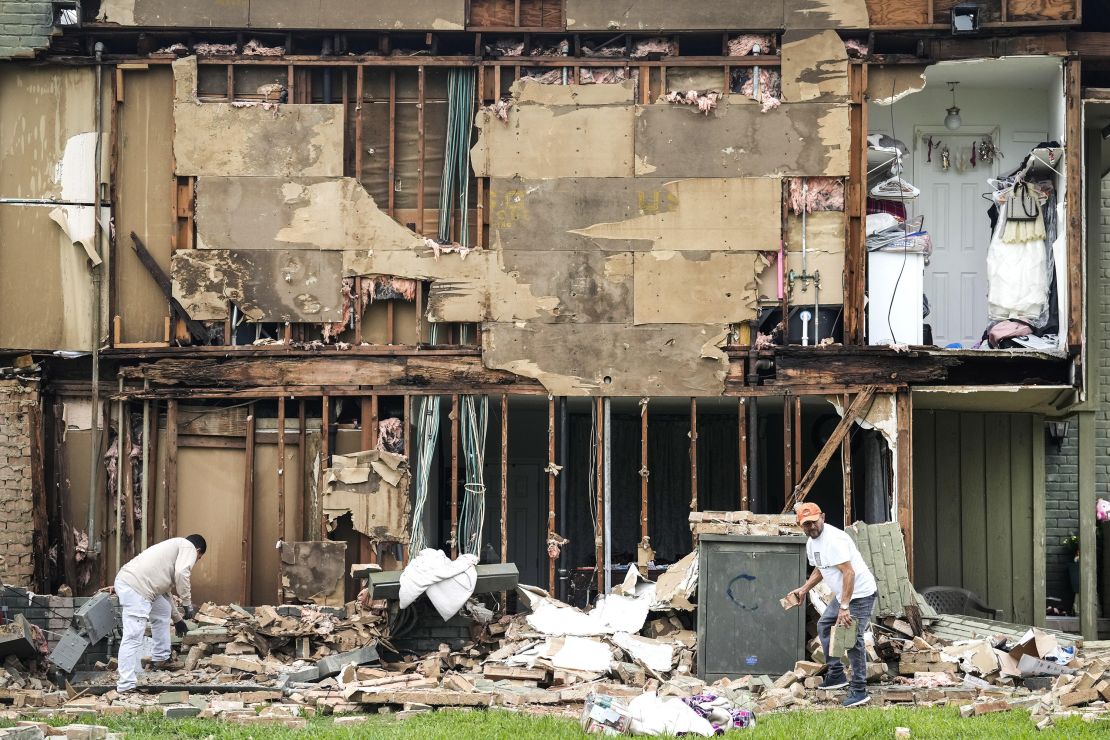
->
[818, 592, 877, 694]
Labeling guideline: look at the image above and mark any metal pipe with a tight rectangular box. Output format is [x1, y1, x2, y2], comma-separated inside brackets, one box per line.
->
[603, 397, 612, 594]
[140, 379, 150, 551]
[801, 178, 808, 276]
[814, 277, 821, 344]
[87, 41, 105, 558]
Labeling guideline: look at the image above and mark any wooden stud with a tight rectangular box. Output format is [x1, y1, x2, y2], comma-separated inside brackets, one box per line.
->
[354, 65, 365, 181]
[500, 394, 508, 565]
[841, 393, 853, 527]
[1066, 58, 1083, 351]
[450, 393, 459, 557]
[415, 281, 424, 343]
[388, 70, 397, 216]
[547, 395, 556, 593]
[640, 398, 649, 541]
[417, 65, 426, 235]
[165, 400, 178, 538]
[844, 62, 868, 344]
[794, 395, 802, 490]
[783, 394, 793, 506]
[353, 276, 363, 345]
[595, 396, 604, 594]
[241, 406, 255, 606]
[298, 399, 306, 541]
[146, 400, 159, 549]
[277, 395, 286, 559]
[227, 64, 234, 101]
[738, 397, 749, 511]
[403, 394, 412, 458]
[514, 0, 521, 27]
[895, 390, 914, 580]
[360, 396, 374, 451]
[386, 301, 395, 345]
[319, 394, 330, 539]
[123, 401, 135, 556]
[689, 397, 698, 513]
[287, 64, 295, 102]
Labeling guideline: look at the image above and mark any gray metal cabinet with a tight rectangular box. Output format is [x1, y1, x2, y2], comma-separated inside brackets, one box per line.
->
[697, 535, 808, 680]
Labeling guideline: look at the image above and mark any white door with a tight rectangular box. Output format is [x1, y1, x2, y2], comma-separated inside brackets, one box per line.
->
[911, 128, 999, 347]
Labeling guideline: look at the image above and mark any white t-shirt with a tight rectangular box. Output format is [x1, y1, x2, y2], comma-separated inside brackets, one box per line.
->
[806, 524, 877, 602]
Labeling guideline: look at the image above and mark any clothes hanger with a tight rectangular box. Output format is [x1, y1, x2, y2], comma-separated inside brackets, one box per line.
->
[870, 175, 920, 200]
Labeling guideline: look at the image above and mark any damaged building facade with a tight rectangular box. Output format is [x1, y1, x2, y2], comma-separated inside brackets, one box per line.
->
[1, 0, 1109, 639]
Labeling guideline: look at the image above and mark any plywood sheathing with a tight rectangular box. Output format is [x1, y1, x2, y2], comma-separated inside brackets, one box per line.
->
[868, 65, 928, 106]
[484, 323, 730, 396]
[780, 30, 850, 103]
[322, 449, 411, 542]
[195, 177, 427, 251]
[564, 1, 785, 30]
[489, 177, 781, 253]
[471, 81, 635, 180]
[633, 252, 762, 325]
[634, 99, 850, 177]
[172, 58, 343, 178]
[171, 249, 344, 322]
[98, 0, 463, 29]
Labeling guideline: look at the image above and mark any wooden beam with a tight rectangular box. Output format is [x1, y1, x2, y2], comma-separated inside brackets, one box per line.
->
[640, 398, 649, 542]
[844, 63, 867, 345]
[894, 390, 913, 580]
[320, 394, 330, 539]
[417, 65, 426, 234]
[450, 393, 459, 557]
[689, 398, 698, 513]
[360, 396, 374, 451]
[165, 400, 178, 537]
[738, 397, 749, 511]
[783, 394, 794, 506]
[388, 70, 397, 217]
[241, 407, 255, 606]
[793, 395, 802, 491]
[277, 395, 286, 579]
[298, 399, 306, 542]
[123, 401, 135, 557]
[547, 395, 556, 592]
[595, 396, 604, 594]
[354, 64, 364, 183]
[783, 386, 877, 513]
[146, 400, 159, 549]
[841, 392, 853, 527]
[1065, 58, 1083, 352]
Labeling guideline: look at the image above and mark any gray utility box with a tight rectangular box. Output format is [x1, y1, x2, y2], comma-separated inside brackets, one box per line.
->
[697, 535, 808, 680]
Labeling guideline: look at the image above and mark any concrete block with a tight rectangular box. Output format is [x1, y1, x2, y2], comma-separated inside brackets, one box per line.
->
[162, 706, 201, 718]
[316, 645, 379, 678]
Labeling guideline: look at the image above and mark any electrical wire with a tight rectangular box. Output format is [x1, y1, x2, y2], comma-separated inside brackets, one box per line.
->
[456, 394, 489, 557]
[408, 327, 442, 553]
[438, 69, 476, 246]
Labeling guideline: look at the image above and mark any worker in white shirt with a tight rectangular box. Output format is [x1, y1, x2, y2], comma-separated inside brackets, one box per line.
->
[787, 503, 878, 708]
[113, 534, 206, 693]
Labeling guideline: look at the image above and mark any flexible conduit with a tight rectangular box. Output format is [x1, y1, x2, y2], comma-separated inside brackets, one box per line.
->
[437, 68, 476, 245]
[456, 395, 488, 557]
[409, 325, 442, 553]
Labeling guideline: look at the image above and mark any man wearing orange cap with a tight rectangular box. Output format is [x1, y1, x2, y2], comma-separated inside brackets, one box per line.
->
[787, 502, 877, 708]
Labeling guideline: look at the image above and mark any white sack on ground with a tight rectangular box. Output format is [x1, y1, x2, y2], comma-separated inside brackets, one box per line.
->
[398, 548, 479, 620]
[626, 692, 715, 737]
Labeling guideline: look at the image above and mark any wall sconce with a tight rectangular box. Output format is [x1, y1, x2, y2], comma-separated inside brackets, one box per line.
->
[951, 4, 982, 35]
[944, 82, 962, 130]
[1046, 420, 1070, 451]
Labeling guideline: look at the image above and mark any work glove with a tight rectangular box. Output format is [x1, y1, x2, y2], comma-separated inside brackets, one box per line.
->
[174, 621, 188, 638]
[183, 604, 197, 620]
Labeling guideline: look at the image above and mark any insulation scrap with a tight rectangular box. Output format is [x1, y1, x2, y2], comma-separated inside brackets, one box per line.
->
[194, 42, 237, 56]
[520, 69, 565, 85]
[378, 417, 403, 455]
[486, 98, 513, 123]
[256, 83, 287, 102]
[364, 275, 418, 303]
[728, 34, 775, 57]
[152, 42, 188, 56]
[532, 38, 570, 57]
[581, 40, 625, 58]
[579, 67, 637, 85]
[843, 39, 869, 58]
[731, 67, 781, 113]
[631, 37, 677, 59]
[489, 38, 525, 57]
[663, 90, 720, 116]
[425, 237, 472, 260]
[243, 38, 285, 56]
[786, 177, 846, 215]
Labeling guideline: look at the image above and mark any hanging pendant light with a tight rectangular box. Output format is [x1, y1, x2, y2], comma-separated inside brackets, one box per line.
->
[944, 82, 962, 130]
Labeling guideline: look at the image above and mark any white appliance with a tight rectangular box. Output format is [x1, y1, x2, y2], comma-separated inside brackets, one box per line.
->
[868, 250, 925, 345]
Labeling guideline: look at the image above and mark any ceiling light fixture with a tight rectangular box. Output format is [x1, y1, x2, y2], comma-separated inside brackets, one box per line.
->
[944, 82, 962, 131]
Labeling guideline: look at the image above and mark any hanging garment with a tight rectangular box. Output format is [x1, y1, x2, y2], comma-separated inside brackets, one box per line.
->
[986, 191, 1050, 328]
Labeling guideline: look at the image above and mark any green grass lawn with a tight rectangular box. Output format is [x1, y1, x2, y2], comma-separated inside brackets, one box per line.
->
[7, 706, 1110, 738]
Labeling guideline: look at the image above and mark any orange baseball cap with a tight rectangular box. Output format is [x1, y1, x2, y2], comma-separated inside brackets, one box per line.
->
[795, 502, 823, 523]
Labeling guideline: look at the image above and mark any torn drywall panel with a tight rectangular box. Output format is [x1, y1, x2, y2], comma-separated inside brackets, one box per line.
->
[489, 177, 781, 252]
[249, 0, 465, 29]
[664, 68, 728, 96]
[98, 0, 249, 26]
[634, 99, 850, 177]
[867, 65, 928, 105]
[471, 105, 635, 179]
[564, 1, 784, 30]
[280, 541, 347, 607]
[511, 79, 636, 106]
[172, 58, 342, 178]
[632, 251, 761, 325]
[499, 250, 634, 324]
[780, 30, 850, 103]
[323, 449, 411, 543]
[785, 211, 846, 253]
[483, 323, 730, 396]
[195, 177, 427, 251]
[171, 249, 344, 322]
[783, 0, 869, 29]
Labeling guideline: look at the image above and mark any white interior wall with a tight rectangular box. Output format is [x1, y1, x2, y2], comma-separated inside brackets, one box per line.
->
[868, 57, 1065, 348]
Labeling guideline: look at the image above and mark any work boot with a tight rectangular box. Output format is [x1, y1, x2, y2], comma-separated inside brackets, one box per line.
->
[150, 658, 183, 671]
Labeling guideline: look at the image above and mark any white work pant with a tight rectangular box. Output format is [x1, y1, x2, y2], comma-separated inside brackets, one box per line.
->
[114, 578, 171, 692]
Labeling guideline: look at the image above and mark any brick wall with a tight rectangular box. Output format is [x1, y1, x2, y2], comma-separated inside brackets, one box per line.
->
[1044, 176, 1110, 604]
[0, 1, 54, 60]
[0, 379, 37, 587]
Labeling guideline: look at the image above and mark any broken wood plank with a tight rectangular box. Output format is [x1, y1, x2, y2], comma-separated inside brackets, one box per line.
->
[129, 232, 210, 344]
